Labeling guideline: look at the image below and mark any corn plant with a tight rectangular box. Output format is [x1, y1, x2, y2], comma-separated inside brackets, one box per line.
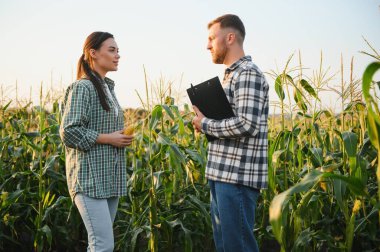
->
[0, 88, 86, 251]
[268, 49, 379, 251]
[114, 71, 213, 252]
[1, 47, 379, 251]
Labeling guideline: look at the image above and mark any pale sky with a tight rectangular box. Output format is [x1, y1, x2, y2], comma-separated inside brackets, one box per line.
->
[1, 0, 379, 112]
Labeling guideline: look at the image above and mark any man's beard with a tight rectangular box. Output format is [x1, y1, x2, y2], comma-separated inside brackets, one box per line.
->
[212, 44, 228, 64]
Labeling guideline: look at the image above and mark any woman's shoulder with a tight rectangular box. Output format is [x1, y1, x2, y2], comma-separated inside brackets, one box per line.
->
[74, 78, 94, 88]
[67, 79, 96, 93]
[61, 79, 95, 112]
[62, 79, 96, 102]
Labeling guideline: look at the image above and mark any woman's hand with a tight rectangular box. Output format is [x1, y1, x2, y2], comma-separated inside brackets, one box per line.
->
[96, 130, 134, 147]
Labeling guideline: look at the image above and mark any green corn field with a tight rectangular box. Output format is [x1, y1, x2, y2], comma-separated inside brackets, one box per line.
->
[0, 45, 379, 251]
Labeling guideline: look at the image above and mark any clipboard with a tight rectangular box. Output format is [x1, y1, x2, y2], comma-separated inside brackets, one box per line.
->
[187, 76, 235, 141]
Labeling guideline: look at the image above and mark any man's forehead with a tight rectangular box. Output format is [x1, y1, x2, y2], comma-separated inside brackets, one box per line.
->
[209, 22, 221, 31]
[209, 24, 232, 38]
[209, 23, 222, 35]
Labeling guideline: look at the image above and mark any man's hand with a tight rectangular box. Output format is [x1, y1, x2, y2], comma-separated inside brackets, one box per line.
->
[192, 106, 205, 133]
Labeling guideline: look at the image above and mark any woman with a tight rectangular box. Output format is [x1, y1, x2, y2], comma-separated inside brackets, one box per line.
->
[60, 31, 133, 251]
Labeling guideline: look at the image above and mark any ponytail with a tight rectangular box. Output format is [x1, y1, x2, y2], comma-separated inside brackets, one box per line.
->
[77, 53, 110, 111]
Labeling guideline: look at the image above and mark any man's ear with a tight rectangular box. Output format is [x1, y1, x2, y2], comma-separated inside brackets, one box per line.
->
[227, 33, 236, 45]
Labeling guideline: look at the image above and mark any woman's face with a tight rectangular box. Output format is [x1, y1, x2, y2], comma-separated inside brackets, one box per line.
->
[90, 38, 120, 74]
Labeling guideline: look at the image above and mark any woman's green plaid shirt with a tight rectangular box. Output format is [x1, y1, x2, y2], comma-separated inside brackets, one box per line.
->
[60, 78, 127, 200]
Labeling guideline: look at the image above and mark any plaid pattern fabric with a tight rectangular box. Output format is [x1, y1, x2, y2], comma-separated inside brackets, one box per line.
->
[60, 77, 127, 200]
[201, 56, 269, 189]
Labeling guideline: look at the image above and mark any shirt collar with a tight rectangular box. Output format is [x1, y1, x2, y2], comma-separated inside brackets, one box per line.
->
[104, 77, 115, 88]
[80, 73, 115, 88]
[225, 55, 252, 74]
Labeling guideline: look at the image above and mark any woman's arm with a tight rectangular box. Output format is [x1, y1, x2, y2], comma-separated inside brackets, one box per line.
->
[59, 83, 99, 151]
[96, 130, 134, 147]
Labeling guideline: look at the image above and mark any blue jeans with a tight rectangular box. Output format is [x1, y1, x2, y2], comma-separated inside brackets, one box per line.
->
[208, 180, 260, 252]
[74, 193, 119, 252]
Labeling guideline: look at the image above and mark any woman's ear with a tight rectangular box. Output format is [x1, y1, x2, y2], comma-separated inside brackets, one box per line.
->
[89, 49, 97, 59]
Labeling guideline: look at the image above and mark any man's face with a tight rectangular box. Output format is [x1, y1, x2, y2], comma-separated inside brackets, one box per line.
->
[207, 23, 228, 64]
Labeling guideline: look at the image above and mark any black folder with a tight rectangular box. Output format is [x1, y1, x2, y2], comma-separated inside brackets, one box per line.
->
[187, 76, 235, 141]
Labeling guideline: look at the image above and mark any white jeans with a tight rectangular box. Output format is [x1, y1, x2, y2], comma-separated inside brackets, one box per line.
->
[74, 193, 119, 252]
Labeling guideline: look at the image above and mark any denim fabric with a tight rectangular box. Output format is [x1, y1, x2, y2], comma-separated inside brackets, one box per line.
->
[209, 180, 260, 252]
[74, 193, 119, 252]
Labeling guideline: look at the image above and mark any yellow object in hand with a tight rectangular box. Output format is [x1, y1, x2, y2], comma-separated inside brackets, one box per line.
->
[123, 125, 135, 136]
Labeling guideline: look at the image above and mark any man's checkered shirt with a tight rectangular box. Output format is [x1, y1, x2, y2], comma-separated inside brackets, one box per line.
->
[201, 56, 269, 189]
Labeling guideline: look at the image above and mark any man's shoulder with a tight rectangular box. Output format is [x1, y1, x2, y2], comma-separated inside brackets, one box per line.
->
[231, 60, 268, 89]
[238, 60, 263, 75]
[232, 61, 265, 83]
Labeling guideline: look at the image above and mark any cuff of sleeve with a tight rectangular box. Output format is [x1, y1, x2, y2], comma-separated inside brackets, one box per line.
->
[88, 129, 99, 143]
[201, 117, 211, 134]
[84, 129, 99, 150]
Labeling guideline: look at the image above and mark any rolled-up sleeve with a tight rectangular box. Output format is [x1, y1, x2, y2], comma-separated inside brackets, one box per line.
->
[59, 83, 98, 151]
[201, 69, 268, 138]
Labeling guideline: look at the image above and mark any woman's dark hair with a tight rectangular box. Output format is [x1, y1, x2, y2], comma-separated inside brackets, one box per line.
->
[77, 31, 114, 111]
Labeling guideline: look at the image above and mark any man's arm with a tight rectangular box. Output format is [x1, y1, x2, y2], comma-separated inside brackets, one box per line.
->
[195, 69, 268, 138]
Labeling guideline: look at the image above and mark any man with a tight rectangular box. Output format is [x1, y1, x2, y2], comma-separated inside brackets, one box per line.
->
[192, 14, 269, 252]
